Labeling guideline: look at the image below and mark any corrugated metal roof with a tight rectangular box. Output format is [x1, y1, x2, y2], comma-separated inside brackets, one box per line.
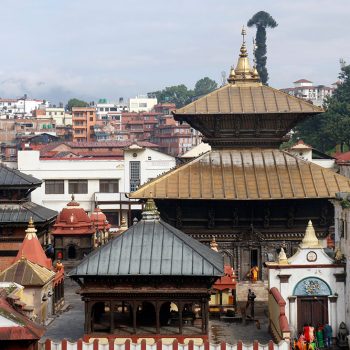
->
[0, 259, 55, 286]
[130, 149, 350, 200]
[0, 164, 42, 188]
[69, 219, 223, 277]
[0, 202, 57, 224]
[174, 84, 323, 115]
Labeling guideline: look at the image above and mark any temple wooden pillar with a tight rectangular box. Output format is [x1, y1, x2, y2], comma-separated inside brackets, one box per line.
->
[110, 301, 114, 333]
[178, 301, 183, 334]
[155, 301, 160, 334]
[85, 300, 92, 333]
[132, 301, 137, 334]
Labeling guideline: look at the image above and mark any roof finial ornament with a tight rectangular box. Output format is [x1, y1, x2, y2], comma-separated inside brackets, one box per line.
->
[71, 194, 75, 201]
[210, 236, 219, 252]
[25, 217, 38, 240]
[299, 220, 321, 249]
[278, 247, 288, 265]
[142, 198, 160, 221]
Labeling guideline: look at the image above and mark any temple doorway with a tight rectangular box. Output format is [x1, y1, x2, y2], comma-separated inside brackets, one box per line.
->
[297, 297, 328, 333]
[67, 244, 77, 259]
[240, 247, 261, 280]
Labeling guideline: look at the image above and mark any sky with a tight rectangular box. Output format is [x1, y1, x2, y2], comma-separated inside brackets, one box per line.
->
[0, 0, 349, 104]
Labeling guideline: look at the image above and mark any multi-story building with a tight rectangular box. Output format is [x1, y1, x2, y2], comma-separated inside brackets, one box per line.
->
[72, 107, 96, 142]
[151, 115, 200, 156]
[0, 97, 48, 118]
[17, 145, 176, 227]
[129, 95, 157, 113]
[281, 79, 334, 106]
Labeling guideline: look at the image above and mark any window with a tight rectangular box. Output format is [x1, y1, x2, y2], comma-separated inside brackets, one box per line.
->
[99, 179, 119, 193]
[130, 161, 140, 192]
[89, 117, 94, 121]
[89, 111, 94, 115]
[139, 103, 147, 108]
[45, 180, 64, 194]
[68, 180, 88, 194]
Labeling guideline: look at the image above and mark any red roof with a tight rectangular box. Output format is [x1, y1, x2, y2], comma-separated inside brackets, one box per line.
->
[52, 196, 95, 236]
[213, 265, 236, 291]
[293, 79, 313, 83]
[0, 296, 45, 340]
[90, 207, 111, 230]
[15, 219, 52, 269]
[334, 151, 350, 162]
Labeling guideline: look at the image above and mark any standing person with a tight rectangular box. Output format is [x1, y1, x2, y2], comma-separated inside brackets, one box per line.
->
[323, 323, 332, 348]
[247, 289, 256, 319]
[304, 324, 315, 349]
[316, 323, 324, 348]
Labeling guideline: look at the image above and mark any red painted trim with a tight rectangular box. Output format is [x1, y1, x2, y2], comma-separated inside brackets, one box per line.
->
[77, 338, 83, 350]
[141, 339, 147, 350]
[125, 338, 131, 350]
[109, 338, 115, 350]
[188, 340, 194, 350]
[44, 339, 51, 350]
[269, 340, 274, 350]
[253, 340, 259, 350]
[267, 264, 345, 269]
[62, 339, 67, 350]
[93, 339, 99, 350]
[237, 341, 243, 350]
[269, 287, 286, 306]
[204, 340, 210, 350]
[173, 339, 179, 350]
[221, 341, 227, 350]
[157, 340, 163, 350]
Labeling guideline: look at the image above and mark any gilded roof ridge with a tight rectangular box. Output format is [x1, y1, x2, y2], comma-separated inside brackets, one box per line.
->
[173, 83, 324, 115]
[130, 151, 210, 197]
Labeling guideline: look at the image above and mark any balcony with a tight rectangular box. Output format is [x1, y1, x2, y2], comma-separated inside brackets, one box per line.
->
[94, 192, 141, 210]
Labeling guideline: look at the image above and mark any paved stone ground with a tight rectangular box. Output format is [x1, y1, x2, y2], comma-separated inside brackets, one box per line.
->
[41, 278, 272, 344]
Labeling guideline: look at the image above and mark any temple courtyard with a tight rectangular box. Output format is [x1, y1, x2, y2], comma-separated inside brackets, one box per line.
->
[41, 277, 271, 344]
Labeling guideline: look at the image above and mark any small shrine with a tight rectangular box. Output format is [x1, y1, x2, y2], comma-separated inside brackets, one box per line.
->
[69, 198, 224, 343]
[209, 237, 237, 315]
[0, 219, 65, 324]
[266, 221, 345, 338]
[52, 195, 95, 260]
[90, 207, 111, 247]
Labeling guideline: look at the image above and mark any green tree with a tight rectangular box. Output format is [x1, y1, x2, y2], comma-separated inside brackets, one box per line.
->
[247, 11, 278, 85]
[66, 98, 89, 111]
[194, 77, 218, 97]
[151, 85, 194, 108]
[294, 64, 350, 152]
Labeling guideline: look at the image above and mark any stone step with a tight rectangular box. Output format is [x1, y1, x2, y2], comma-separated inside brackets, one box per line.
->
[236, 281, 268, 302]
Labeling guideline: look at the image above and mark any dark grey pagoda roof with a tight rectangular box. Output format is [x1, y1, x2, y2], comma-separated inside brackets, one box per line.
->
[0, 202, 57, 225]
[69, 199, 224, 277]
[0, 164, 42, 189]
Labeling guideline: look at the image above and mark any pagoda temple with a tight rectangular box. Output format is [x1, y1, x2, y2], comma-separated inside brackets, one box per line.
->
[0, 164, 57, 271]
[52, 195, 95, 261]
[130, 28, 350, 281]
[69, 198, 223, 342]
[90, 207, 111, 247]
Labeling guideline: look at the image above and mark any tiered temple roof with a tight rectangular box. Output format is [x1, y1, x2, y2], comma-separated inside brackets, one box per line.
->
[52, 195, 95, 236]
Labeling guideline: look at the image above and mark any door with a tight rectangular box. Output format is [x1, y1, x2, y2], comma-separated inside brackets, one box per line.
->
[297, 297, 328, 332]
[240, 247, 260, 280]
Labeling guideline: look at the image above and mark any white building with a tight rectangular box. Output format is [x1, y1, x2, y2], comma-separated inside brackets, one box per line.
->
[288, 140, 335, 169]
[129, 95, 157, 113]
[281, 79, 334, 107]
[17, 146, 175, 226]
[267, 221, 345, 340]
[0, 98, 48, 118]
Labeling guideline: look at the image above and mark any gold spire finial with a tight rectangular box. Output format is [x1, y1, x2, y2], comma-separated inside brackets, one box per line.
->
[210, 236, 219, 252]
[142, 198, 160, 221]
[71, 194, 75, 201]
[227, 26, 261, 85]
[25, 218, 37, 240]
[299, 220, 322, 249]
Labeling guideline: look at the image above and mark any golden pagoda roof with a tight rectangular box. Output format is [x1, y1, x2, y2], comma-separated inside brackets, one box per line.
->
[174, 84, 323, 115]
[174, 27, 322, 116]
[0, 258, 55, 286]
[130, 149, 350, 200]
